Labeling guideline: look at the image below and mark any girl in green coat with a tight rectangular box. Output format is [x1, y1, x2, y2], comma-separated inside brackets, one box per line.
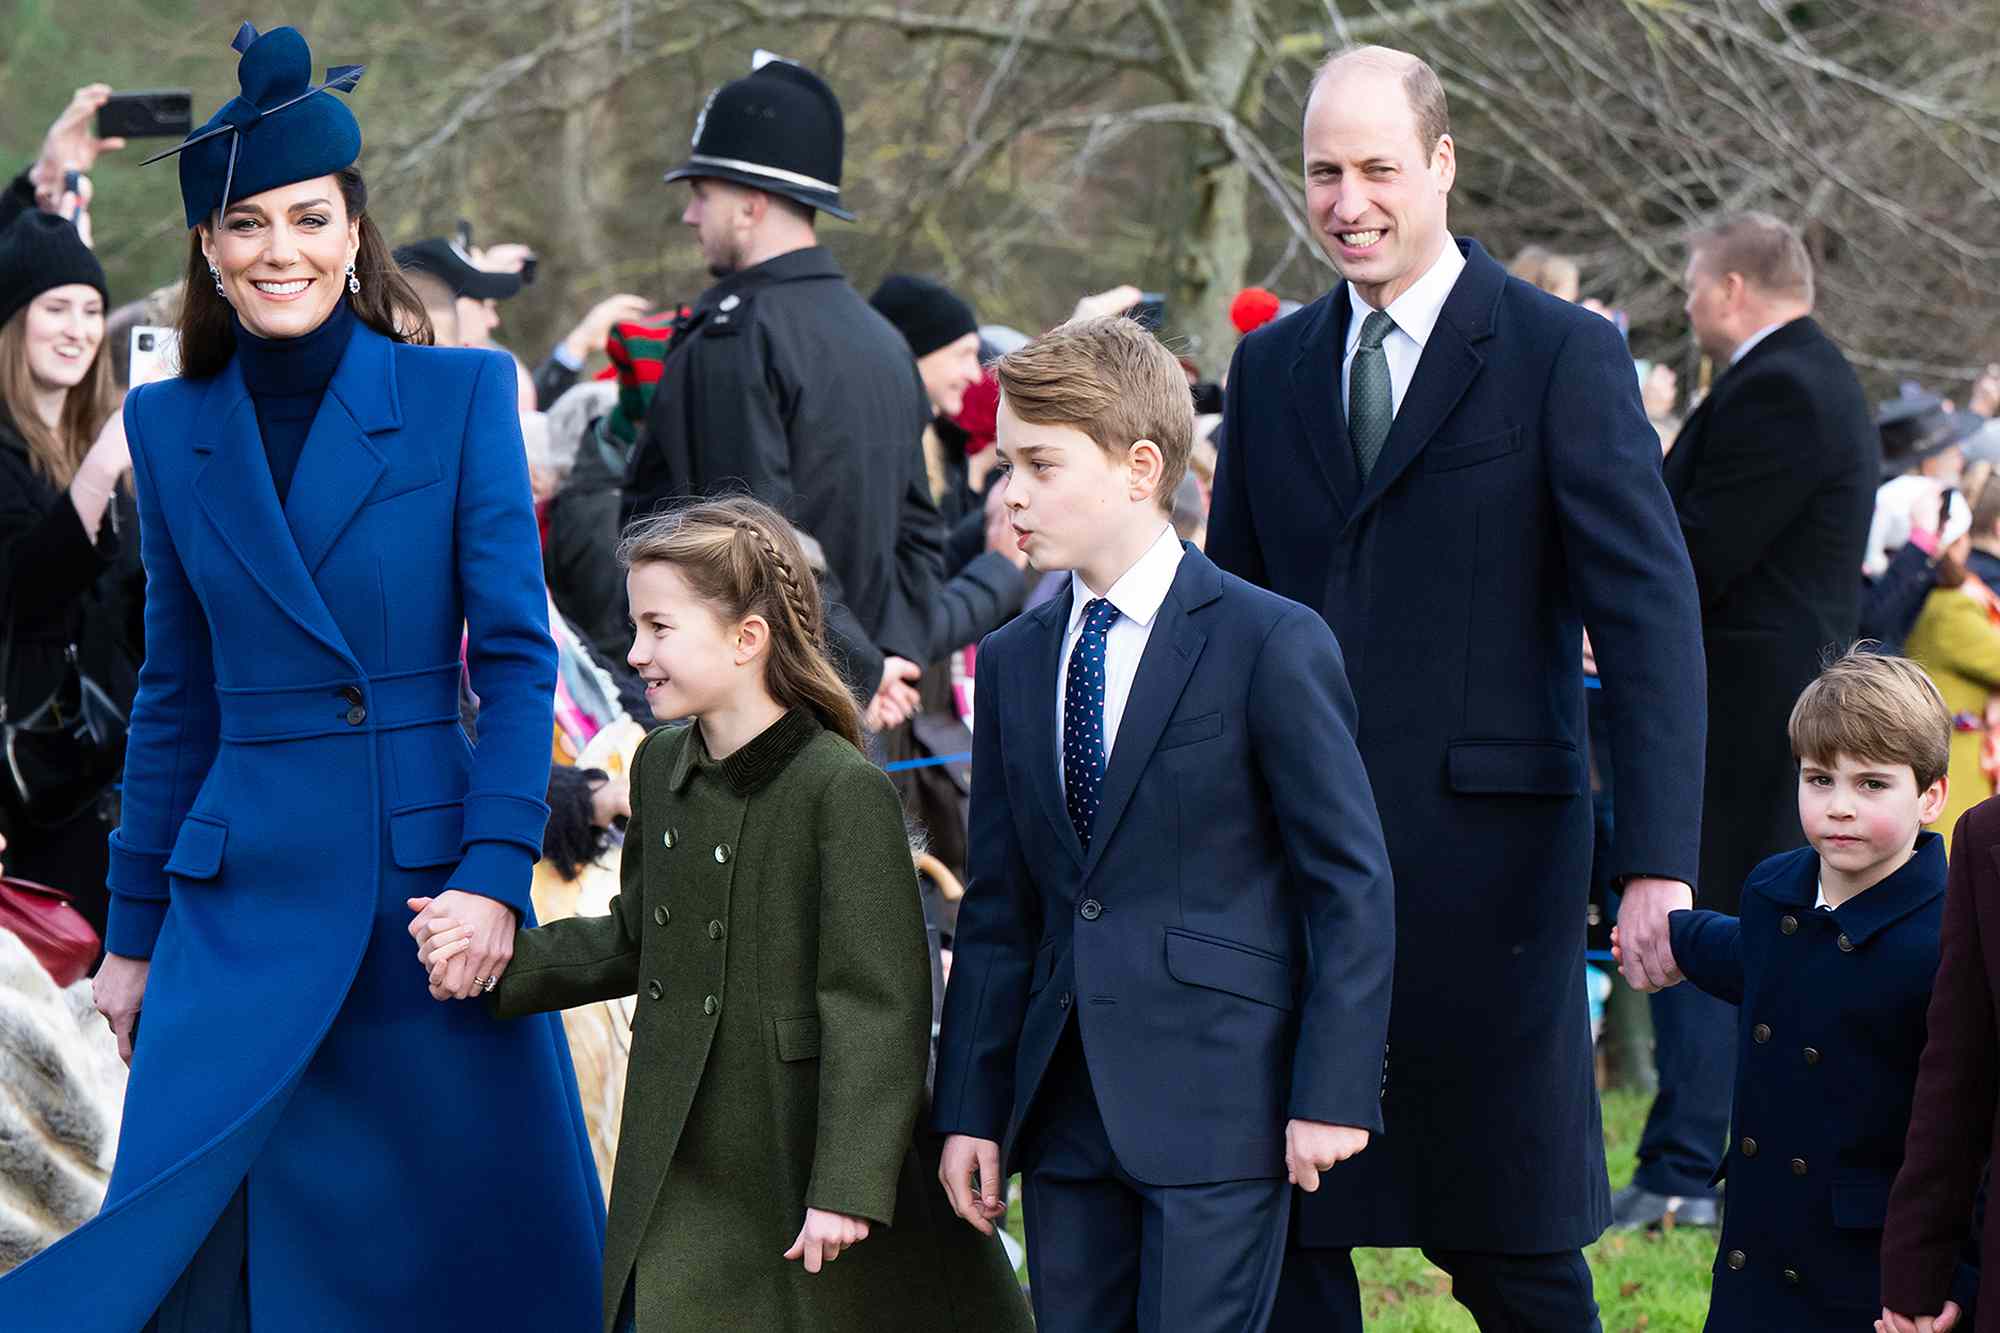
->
[414, 497, 1028, 1332]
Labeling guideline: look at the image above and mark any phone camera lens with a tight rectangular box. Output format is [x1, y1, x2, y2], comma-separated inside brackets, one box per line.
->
[137, 333, 155, 352]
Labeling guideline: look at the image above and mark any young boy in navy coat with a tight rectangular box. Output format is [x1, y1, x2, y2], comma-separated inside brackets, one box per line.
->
[930, 316, 1396, 1332]
[1615, 651, 1978, 1331]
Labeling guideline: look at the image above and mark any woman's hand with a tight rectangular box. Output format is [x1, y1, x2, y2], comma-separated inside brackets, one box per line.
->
[92, 953, 149, 1064]
[782, 1208, 871, 1273]
[407, 892, 517, 1000]
[29, 85, 125, 211]
[590, 773, 631, 827]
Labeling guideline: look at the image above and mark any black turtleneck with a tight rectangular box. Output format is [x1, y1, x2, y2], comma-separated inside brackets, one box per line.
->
[233, 295, 357, 506]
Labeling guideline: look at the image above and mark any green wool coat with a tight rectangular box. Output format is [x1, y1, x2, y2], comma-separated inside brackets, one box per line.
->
[493, 710, 1030, 1333]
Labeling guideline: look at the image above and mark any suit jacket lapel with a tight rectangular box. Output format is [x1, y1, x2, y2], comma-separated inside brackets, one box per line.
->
[193, 362, 354, 666]
[1286, 287, 1360, 516]
[1021, 588, 1086, 868]
[1080, 550, 1218, 880]
[285, 325, 398, 574]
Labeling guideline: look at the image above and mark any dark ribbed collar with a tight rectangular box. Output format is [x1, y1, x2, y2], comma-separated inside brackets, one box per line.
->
[667, 708, 821, 797]
[233, 295, 356, 400]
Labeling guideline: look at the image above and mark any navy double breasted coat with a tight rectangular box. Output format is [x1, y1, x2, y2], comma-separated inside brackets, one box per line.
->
[1207, 239, 1707, 1251]
[0, 325, 605, 1330]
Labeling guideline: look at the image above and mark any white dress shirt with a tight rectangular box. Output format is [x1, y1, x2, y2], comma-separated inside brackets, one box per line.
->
[1342, 239, 1467, 419]
[1055, 525, 1185, 792]
[1729, 321, 1788, 367]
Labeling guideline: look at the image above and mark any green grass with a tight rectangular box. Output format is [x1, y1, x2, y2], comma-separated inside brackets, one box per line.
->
[1003, 1087, 1717, 1330]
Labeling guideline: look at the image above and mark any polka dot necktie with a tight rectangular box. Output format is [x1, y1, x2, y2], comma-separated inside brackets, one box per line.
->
[1349, 309, 1398, 481]
[1063, 597, 1121, 852]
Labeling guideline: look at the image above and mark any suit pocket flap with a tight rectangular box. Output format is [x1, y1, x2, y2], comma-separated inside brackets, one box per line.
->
[164, 815, 227, 881]
[1423, 427, 1521, 473]
[1164, 929, 1296, 1011]
[1446, 741, 1582, 796]
[774, 1013, 821, 1062]
[389, 801, 465, 870]
[1829, 1175, 1893, 1230]
[1158, 712, 1223, 752]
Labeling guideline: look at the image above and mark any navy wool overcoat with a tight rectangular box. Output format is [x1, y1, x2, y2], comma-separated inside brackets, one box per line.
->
[0, 325, 605, 1330]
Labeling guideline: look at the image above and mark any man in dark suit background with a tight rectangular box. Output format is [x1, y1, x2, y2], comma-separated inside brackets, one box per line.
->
[1615, 212, 1877, 1230]
[1206, 45, 1706, 1330]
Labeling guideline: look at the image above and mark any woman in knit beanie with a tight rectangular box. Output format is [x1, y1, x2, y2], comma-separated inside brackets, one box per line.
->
[0, 208, 142, 944]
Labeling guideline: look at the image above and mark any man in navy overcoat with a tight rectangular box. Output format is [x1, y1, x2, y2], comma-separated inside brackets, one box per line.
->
[1207, 47, 1706, 1330]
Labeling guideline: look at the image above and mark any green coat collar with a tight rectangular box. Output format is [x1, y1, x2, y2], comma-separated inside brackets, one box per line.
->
[663, 708, 821, 797]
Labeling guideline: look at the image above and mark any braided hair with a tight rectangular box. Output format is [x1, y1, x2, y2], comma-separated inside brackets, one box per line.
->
[616, 496, 865, 750]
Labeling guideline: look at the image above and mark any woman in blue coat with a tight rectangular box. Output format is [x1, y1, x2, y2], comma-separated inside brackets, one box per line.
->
[0, 24, 604, 1331]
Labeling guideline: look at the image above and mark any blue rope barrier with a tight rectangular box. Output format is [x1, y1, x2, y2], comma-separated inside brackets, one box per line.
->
[883, 752, 972, 774]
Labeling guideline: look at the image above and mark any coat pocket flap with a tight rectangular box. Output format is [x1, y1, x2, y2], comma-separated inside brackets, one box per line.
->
[1164, 929, 1296, 1011]
[389, 801, 465, 870]
[1446, 740, 1582, 796]
[164, 815, 227, 881]
[1158, 712, 1224, 752]
[1829, 1175, 1893, 1230]
[1423, 427, 1521, 473]
[774, 1013, 821, 1062]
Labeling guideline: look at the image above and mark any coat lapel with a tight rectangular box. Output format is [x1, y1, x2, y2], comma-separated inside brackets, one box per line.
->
[285, 325, 399, 574]
[1080, 550, 1218, 880]
[193, 362, 354, 665]
[1021, 588, 1086, 867]
[1286, 287, 1360, 516]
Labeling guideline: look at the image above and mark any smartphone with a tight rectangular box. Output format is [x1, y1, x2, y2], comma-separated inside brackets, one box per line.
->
[97, 90, 193, 141]
[1130, 292, 1167, 332]
[129, 326, 182, 387]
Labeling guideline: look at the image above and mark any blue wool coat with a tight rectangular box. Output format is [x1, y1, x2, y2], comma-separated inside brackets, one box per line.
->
[0, 325, 605, 1330]
[1671, 836, 1977, 1330]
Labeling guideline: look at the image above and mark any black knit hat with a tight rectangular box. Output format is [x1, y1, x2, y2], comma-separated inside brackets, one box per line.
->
[869, 275, 977, 359]
[663, 54, 852, 221]
[0, 212, 110, 332]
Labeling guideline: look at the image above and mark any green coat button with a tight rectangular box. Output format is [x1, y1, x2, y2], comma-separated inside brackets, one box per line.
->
[708, 920, 724, 940]
[655, 906, 670, 927]
[703, 994, 719, 1016]
[714, 844, 731, 864]
[663, 829, 678, 849]
[647, 980, 663, 1000]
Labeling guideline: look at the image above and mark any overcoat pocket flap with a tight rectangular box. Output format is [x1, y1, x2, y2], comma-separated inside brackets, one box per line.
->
[1158, 712, 1223, 751]
[1164, 929, 1295, 1011]
[389, 801, 465, 870]
[1829, 1174, 1893, 1229]
[1446, 740, 1582, 796]
[164, 815, 227, 880]
[1029, 938, 1057, 994]
[1423, 427, 1520, 473]
[774, 1013, 821, 1062]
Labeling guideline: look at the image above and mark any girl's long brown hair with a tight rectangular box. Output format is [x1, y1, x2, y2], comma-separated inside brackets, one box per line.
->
[175, 165, 432, 380]
[617, 496, 865, 750]
[0, 307, 118, 487]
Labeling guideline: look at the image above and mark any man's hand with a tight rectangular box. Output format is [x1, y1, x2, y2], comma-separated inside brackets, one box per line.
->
[563, 294, 652, 366]
[938, 1134, 1008, 1234]
[782, 1208, 871, 1273]
[1285, 1119, 1369, 1192]
[1069, 284, 1142, 325]
[31, 86, 125, 211]
[865, 656, 922, 731]
[407, 892, 520, 1000]
[1614, 877, 1693, 992]
[1879, 1303, 1963, 1333]
[92, 953, 149, 1065]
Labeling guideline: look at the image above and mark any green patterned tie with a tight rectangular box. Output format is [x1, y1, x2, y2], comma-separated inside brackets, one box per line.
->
[1349, 309, 1397, 481]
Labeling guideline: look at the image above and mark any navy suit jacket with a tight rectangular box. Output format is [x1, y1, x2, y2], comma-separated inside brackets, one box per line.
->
[930, 545, 1394, 1187]
[1207, 238, 1706, 1249]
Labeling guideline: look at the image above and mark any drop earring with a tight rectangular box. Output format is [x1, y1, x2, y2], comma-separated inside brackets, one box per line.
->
[209, 264, 225, 297]
[346, 262, 360, 296]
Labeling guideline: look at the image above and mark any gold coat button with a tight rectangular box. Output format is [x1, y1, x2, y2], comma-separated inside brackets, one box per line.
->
[1837, 933, 1854, 953]
[663, 829, 678, 849]
[708, 920, 724, 940]
[1726, 1250, 1746, 1270]
[1780, 915, 1799, 935]
[1752, 1024, 1771, 1043]
[654, 906, 670, 927]
[1740, 1137, 1758, 1157]
[714, 844, 731, 864]
[703, 994, 719, 1016]
[646, 979, 663, 1000]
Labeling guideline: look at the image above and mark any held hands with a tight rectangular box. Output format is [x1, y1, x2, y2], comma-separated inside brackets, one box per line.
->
[864, 657, 923, 732]
[1612, 877, 1693, 992]
[1879, 1303, 1963, 1333]
[92, 953, 149, 1065]
[782, 1208, 871, 1273]
[1285, 1119, 1370, 1192]
[1610, 923, 1686, 995]
[407, 892, 519, 1001]
[938, 1134, 1008, 1235]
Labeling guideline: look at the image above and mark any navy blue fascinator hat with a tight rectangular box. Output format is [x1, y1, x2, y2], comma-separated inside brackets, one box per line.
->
[145, 22, 364, 229]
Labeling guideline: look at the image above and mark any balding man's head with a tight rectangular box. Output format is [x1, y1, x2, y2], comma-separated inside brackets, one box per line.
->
[1309, 46, 1451, 159]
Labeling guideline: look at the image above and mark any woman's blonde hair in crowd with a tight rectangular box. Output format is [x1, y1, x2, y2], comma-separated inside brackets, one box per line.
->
[616, 496, 863, 750]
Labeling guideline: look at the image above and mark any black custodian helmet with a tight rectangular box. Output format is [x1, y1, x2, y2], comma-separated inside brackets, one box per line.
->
[663, 53, 853, 221]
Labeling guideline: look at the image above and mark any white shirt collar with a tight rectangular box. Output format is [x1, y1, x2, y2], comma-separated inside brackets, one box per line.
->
[1068, 526, 1184, 632]
[1346, 237, 1466, 355]
[1730, 321, 1787, 366]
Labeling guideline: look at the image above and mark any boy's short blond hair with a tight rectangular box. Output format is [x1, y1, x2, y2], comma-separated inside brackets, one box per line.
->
[1788, 650, 1950, 790]
[995, 315, 1193, 512]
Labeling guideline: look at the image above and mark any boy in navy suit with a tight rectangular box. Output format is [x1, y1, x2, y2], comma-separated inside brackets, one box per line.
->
[1613, 651, 1977, 1331]
[931, 316, 1396, 1332]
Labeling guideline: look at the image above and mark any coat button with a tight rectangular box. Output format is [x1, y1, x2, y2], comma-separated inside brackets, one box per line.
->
[1059, 992, 1071, 1010]
[1726, 1250, 1746, 1270]
[1790, 1157, 1808, 1176]
[345, 705, 366, 726]
[1752, 1023, 1772, 1043]
[654, 906, 670, 927]
[1780, 915, 1799, 935]
[1740, 1137, 1758, 1157]
[703, 994, 719, 1016]
[1837, 933, 1854, 952]
[708, 920, 724, 940]
[646, 979, 663, 1000]
[663, 829, 678, 849]
[1783, 1268, 1800, 1286]
[714, 844, 731, 864]
[1803, 1047, 1821, 1065]
[1079, 899, 1103, 921]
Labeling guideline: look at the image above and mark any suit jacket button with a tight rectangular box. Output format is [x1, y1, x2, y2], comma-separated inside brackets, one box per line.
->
[1726, 1250, 1746, 1270]
[703, 994, 719, 1016]
[646, 979, 663, 1000]
[663, 829, 678, 849]
[1790, 1157, 1807, 1176]
[708, 920, 724, 940]
[1803, 1047, 1821, 1065]
[1780, 915, 1799, 935]
[345, 705, 367, 726]
[1752, 1023, 1772, 1043]
[1740, 1137, 1758, 1157]
[1782, 1268, 1800, 1286]
[654, 905, 670, 927]
[1837, 933, 1854, 952]
[1079, 899, 1102, 921]
[714, 844, 731, 864]
[1059, 992, 1071, 1010]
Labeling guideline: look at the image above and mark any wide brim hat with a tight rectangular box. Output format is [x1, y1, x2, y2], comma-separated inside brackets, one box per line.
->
[146, 23, 364, 230]
[392, 237, 523, 301]
[1878, 391, 1985, 478]
[663, 52, 853, 222]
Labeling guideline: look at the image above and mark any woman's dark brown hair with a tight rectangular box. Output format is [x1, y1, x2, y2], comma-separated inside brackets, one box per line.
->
[616, 496, 864, 750]
[174, 165, 432, 379]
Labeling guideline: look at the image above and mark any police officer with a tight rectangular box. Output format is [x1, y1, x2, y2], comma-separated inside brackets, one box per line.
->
[625, 54, 941, 722]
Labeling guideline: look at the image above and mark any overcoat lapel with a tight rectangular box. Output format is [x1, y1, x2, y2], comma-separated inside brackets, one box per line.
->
[1021, 588, 1086, 868]
[1287, 288, 1360, 516]
[285, 325, 399, 574]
